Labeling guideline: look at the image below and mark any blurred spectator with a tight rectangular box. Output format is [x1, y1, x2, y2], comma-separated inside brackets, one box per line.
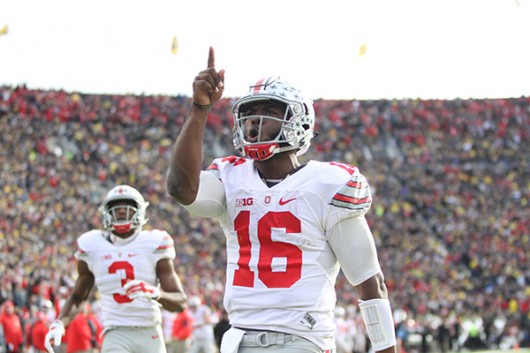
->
[521, 312, 530, 348]
[25, 309, 49, 353]
[212, 310, 230, 351]
[436, 317, 451, 353]
[459, 312, 487, 350]
[170, 308, 194, 353]
[0, 324, 7, 353]
[0, 300, 24, 353]
[64, 302, 102, 353]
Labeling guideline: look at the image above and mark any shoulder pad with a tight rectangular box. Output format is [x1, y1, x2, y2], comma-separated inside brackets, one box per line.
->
[329, 168, 372, 211]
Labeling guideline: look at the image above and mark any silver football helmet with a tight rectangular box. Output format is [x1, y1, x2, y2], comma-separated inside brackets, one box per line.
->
[99, 185, 149, 234]
[232, 76, 315, 161]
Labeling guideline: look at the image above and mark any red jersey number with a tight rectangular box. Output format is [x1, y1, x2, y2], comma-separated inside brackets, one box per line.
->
[233, 210, 302, 288]
[108, 261, 135, 303]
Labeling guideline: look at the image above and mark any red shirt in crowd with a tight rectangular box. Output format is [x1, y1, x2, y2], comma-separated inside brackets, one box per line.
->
[0, 301, 24, 353]
[65, 312, 102, 353]
[172, 308, 194, 340]
[26, 313, 49, 352]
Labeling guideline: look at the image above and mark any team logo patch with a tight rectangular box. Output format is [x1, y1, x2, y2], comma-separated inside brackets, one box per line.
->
[279, 197, 296, 205]
[236, 197, 253, 207]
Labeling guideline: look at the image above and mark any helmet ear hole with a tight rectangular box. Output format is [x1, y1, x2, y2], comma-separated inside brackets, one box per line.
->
[303, 103, 311, 115]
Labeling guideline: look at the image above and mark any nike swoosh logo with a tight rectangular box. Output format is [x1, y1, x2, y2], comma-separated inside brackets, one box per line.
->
[279, 197, 296, 205]
[151, 335, 159, 339]
[128, 253, 138, 257]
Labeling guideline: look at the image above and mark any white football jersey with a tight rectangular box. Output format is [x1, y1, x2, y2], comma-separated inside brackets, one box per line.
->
[205, 156, 380, 350]
[75, 229, 175, 328]
[189, 304, 215, 340]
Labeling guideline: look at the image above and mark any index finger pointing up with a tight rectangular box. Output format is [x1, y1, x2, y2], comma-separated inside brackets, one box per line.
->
[207, 47, 215, 68]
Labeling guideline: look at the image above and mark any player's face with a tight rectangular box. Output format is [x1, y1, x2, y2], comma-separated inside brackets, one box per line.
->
[107, 199, 138, 237]
[108, 200, 137, 221]
[240, 101, 286, 143]
[112, 201, 135, 221]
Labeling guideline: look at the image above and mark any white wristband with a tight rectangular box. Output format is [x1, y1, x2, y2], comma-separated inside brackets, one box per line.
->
[359, 298, 397, 351]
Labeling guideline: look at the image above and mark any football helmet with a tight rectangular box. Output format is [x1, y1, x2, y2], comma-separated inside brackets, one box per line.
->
[232, 76, 315, 161]
[99, 185, 149, 234]
[188, 296, 202, 307]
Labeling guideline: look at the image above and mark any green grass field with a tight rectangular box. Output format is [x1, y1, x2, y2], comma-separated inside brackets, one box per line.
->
[473, 348, 530, 353]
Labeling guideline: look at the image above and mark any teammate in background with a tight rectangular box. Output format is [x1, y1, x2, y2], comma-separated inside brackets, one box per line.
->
[333, 306, 355, 353]
[166, 47, 397, 353]
[45, 185, 188, 353]
[188, 296, 215, 353]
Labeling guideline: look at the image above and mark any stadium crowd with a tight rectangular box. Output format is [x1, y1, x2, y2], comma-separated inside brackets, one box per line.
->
[0, 84, 529, 352]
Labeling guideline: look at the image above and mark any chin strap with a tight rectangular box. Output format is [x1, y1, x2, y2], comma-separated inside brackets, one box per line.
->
[243, 143, 279, 161]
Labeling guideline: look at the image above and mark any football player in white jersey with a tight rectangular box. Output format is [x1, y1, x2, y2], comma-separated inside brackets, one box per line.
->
[45, 185, 188, 353]
[166, 47, 397, 353]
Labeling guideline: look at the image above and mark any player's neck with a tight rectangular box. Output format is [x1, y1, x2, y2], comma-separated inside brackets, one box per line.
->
[108, 229, 139, 246]
[255, 152, 300, 180]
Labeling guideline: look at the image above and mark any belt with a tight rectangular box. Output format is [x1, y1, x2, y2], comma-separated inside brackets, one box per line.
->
[239, 330, 294, 347]
[107, 325, 153, 330]
[104, 325, 157, 334]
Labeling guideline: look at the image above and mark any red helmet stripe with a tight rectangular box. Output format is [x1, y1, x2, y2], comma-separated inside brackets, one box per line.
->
[251, 78, 265, 94]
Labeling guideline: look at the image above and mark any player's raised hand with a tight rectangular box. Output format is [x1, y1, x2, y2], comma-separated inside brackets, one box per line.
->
[44, 320, 65, 353]
[124, 279, 161, 300]
[192, 47, 225, 107]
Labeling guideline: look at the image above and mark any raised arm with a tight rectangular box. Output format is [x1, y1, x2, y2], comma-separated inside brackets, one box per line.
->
[166, 47, 225, 205]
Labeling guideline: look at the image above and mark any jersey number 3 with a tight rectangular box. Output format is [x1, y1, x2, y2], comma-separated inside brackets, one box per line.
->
[233, 210, 302, 288]
[109, 261, 135, 303]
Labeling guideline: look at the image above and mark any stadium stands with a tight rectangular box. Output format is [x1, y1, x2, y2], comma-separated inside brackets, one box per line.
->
[0, 85, 528, 351]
